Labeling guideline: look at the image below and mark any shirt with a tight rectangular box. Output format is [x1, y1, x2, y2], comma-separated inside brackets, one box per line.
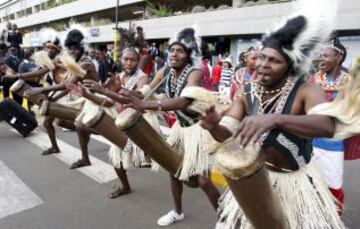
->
[220, 68, 233, 86]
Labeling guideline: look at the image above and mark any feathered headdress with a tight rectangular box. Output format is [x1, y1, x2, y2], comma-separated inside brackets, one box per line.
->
[63, 24, 88, 48]
[262, 0, 339, 75]
[39, 28, 61, 51]
[168, 27, 202, 67]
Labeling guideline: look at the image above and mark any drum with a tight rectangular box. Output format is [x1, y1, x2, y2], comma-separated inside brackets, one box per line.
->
[10, 79, 46, 105]
[115, 108, 182, 175]
[79, 105, 127, 149]
[215, 137, 289, 229]
[40, 100, 80, 121]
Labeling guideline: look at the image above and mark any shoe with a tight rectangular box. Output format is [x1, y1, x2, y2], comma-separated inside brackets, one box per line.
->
[157, 210, 185, 226]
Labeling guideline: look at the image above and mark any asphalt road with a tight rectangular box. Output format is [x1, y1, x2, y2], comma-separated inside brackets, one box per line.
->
[0, 122, 359, 229]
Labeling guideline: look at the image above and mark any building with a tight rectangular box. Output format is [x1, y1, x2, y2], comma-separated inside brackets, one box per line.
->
[0, 0, 359, 67]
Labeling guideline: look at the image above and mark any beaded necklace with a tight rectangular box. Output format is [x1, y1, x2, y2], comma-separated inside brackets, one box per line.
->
[166, 64, 193, 98]
[314, 71, 349, 91]
[236, 76, 300, 144]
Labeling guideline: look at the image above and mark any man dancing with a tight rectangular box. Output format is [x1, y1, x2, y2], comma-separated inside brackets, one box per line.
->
[67, 47, 153, 198]
[200, 1, 345, 228]
[124, 28, 220, 227]
[26, 28, 98, 170]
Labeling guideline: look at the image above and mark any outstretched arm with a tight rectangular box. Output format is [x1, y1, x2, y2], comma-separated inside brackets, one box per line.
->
[66, 83, 114, 107]
[2, 67, 50, 81]
[125, 69, 201, 111]
[82, 78, 129, 104]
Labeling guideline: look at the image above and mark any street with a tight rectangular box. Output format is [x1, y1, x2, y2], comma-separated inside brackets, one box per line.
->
[0, 122, 359, 229]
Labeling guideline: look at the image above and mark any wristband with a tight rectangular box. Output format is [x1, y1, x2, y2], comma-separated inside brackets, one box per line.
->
[156, 100, 162, 111]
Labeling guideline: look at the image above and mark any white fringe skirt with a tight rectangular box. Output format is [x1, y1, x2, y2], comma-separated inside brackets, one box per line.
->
[218, 160, 345, 229]
[108, 111, 160, 171]
[167, 121, 213, 180]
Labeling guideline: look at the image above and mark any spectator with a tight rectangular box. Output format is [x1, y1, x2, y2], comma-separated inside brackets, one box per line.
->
[5, 45, 21, 72]
[88, 48, 99, 72]
[234, 51, 245, 72]
[0, 22, 12, 45]
[219, 57, 233, 96]
[0, 42, 8, 87]
[200, 42, 213, 90]
[98, 51, 110, 84]
[150, 42, 159, 57]
[18, 49, 38, 86]
[211, 60, 222, 91]
[139, 44, 153, 76]
[7, 23, 22, 50]
[18, 49, 39, 110]
[3, 45, 22, 104]
[153, 54, 165, 75]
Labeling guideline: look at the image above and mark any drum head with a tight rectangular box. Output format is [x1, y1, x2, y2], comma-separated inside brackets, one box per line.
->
[80, 101, 104, 128]
[40, 100, 50, 115]
[10, 79, 25, 93]
[115, 108, 142, 130]
[215, 137, 263, 180]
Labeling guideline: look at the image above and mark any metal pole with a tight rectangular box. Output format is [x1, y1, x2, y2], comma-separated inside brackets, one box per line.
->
[115, 0, 119, 30]
[113, 0, 120, 62]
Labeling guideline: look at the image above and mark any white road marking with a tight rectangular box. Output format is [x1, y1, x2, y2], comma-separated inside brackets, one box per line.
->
[22, 130, 117, 184]
[0, 159, 44, 220]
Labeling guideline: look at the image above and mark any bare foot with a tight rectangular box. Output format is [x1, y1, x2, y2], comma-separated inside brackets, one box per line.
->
[109, 187, 131, 199]
[42, 147, 60, 155]
[69, 159, 91, 169]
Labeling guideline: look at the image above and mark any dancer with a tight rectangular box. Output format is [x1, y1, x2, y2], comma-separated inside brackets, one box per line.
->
[123, 28, 221, 227]
[200, 0, 345, 228]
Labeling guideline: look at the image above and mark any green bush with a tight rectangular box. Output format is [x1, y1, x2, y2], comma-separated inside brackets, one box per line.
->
[146, 1, 173, 18]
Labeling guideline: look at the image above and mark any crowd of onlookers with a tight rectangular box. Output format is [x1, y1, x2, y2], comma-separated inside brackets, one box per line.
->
[0, 21, 257, 105]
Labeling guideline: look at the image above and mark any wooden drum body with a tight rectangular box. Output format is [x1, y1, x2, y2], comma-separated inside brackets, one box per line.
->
[116, 108, 182, 175]
[215, 138, 289, 229]
[79, 105, 128, 149]
[10, 79, 46, 105]
[40, 100, 80, 121]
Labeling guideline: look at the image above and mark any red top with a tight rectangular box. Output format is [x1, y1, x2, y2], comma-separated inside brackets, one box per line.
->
[140, 51, 153, 75]
[201, 59, 213, 90]
[211, 64, 222, 84]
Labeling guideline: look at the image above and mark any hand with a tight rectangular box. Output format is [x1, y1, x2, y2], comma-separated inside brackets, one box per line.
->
[24, 88, 44, 97]
[237, 114, 279, 147]
[83, 79, 104, 93]
[120, 89, 145, 111]
[200, 106, 221, 131]
[35, 93, 48, 104]
[66, 82, 87, 97]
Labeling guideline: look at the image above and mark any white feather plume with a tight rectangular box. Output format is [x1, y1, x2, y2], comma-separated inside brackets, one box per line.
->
[168, 26, 202, 68]
[61, 23, 89, 50]
[266, 0, 339, 74]
[59, 53, 86, 78]
[32, 50, 55, 70]
[38, 27, 59, 46]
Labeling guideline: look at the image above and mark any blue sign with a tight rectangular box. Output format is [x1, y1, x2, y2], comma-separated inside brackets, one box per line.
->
[90, 28, 100, 37]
